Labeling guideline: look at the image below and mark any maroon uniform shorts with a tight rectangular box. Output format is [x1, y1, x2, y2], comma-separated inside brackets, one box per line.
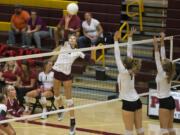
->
[53, 70, 73, 81]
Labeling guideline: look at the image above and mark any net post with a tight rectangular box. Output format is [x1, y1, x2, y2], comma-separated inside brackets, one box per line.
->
[170, 36, 174, 61]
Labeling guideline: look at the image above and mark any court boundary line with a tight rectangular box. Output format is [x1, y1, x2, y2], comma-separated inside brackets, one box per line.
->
[16, 120, 122, 135]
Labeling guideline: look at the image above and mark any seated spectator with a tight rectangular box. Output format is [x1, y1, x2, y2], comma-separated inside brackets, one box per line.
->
[26, 10, 53, 48]
[3, 85, 31, 117]
[78, 12, 103, 48]
[25, 61, 54, 119]
[8, 4, 30, 46]
[54, 10, 81, 46]
[16, 60, 36, 107]
[0, 61, 20, 92]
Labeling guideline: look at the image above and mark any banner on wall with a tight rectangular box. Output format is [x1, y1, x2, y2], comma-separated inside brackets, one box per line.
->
[148, 89, 180, 120]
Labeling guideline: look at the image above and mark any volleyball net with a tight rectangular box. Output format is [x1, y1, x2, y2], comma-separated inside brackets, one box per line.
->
[0, 35, 179, 124]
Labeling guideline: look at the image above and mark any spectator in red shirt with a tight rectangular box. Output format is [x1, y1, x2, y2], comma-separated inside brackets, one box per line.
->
[16, 60, 36, 107]
[0, 61, 20, 85]
[0, 61, 20, 93]
[54, 12, 81, 46]
[3, 85, 31, 117]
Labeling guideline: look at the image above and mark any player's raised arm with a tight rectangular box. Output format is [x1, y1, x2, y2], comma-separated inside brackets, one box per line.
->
[127, 27, 136, 58]
[114, 31, 125, 73]
[160, 32, 166, 60]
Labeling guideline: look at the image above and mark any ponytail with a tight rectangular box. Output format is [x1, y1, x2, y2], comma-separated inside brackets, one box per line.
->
[132, 59, 142, 74]
[162, 59, 176, 83]
[123, 56, 142, 79]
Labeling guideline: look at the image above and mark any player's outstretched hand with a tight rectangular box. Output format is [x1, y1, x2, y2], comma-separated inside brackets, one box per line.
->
[129, 27, 136, 37]
[153, 36, 159, 52]
[114, 31, 120, 42]
[160, 32, 165, 39]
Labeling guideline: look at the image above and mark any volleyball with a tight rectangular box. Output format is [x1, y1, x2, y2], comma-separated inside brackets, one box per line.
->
[67, 3, 79, 15]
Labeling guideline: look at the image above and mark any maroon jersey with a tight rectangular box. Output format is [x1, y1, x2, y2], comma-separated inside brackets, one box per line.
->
[7, 98, 23, 117]
[1, 67, 20, 82]
[59, 15, 81, 41]
[18, 69, 36, 86]
[59, 15, 81, 30]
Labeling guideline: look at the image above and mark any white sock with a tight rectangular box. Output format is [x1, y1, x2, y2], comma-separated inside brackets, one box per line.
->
[25, 106, 29, 112]
[43, 108, 47, 113]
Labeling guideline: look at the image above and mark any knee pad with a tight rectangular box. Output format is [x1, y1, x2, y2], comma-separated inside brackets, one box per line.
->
[136, 128, 144, 134]
[24, 96, 30, 103]
[161, 128, 169, 134]
[54, 96, 61, 100]
[168, 128, 175, 133]
[66, 99, 74, 106]
[41, 97, 47, 104]
[125, 130, 133, 135]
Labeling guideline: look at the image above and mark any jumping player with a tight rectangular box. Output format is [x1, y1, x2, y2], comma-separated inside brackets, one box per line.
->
[53, 35, 85, 135]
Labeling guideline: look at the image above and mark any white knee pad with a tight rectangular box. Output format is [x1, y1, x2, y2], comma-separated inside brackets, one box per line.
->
[41, 97, 47, 104]
[24, 96, 30, 103]
[66, 99, 74, 106]
[161, 129, 169, 134]
[168, 128, 175, 133]
[125, 130, 133, 135]
[54, 95, 61, 100]
[136, 128, 144, 134]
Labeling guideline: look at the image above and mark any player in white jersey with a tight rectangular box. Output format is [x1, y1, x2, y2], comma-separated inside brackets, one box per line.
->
[53, 35, 85, 135]
[114, 28, 144, 135]
[153, 33, 176, 135]
[24, 61, 54, 119]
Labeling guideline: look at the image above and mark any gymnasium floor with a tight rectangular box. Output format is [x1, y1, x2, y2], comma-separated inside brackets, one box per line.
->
[7, 99, 180, 135]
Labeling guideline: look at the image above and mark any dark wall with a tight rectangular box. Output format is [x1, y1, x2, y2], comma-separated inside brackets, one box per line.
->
[166, 0, 180, 49]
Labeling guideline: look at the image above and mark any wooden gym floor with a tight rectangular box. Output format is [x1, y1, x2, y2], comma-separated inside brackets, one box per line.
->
[5, 99, 180, 135]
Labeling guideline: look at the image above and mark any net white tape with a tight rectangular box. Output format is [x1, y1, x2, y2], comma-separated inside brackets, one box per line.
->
[173, 58, 180, 63]
[0, 92, 150, 124]
[0, 36, 172, 62]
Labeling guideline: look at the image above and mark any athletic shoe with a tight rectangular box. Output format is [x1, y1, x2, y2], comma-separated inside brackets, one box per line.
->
[58, 112, 63, 121]
[41, 114, 47, 119]
[69, 124, 76, 135]
[57, 106, 64, 121]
